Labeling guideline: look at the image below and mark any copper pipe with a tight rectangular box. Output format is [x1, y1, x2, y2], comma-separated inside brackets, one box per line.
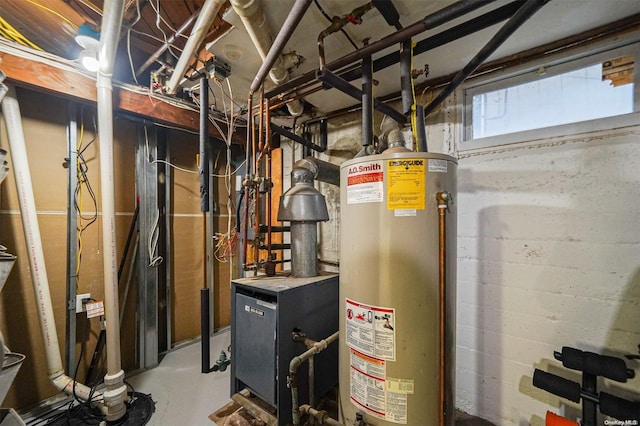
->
[251, 110, 257, 178]
[436, 191, 450, 426]
[269, 86, 323, 111]
[258, 89, 265, 152]
[242, 96, 252, 269]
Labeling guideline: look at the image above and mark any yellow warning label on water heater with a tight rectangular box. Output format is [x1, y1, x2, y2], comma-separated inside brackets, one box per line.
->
[386, 159, 425, 210]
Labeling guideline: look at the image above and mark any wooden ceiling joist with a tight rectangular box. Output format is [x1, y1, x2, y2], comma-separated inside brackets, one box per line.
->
[0, 50, 243, 145]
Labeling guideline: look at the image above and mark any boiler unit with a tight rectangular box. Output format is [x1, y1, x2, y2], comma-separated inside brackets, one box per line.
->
[230, 273, 339, 425]
[339, 151, 457, 425]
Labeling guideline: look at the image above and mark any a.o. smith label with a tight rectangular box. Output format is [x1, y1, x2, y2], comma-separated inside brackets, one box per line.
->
[347, 160, 383, 204]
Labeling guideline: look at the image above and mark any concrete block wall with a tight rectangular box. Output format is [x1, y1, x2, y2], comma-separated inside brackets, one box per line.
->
[278, 92, 640, 425]
[454, 126, 640, 425]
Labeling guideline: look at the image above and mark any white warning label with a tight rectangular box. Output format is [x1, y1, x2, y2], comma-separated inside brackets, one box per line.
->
[350, 350, 409, 424]
[345, 298, 395, 361]
[428, 159, 448, 173]
[346, 161, 383, 204]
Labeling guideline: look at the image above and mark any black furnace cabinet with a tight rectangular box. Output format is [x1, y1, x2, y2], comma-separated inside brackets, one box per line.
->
[231, 273, 339, 425]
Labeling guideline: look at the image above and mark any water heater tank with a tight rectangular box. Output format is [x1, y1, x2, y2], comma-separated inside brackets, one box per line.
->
[339, 151, 457, 425]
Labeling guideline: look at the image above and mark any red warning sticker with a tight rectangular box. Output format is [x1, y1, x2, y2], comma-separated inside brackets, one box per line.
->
[345, 298, 395, 361]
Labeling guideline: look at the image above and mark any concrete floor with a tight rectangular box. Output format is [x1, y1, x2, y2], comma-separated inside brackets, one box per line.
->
[127, 329, 495, 426]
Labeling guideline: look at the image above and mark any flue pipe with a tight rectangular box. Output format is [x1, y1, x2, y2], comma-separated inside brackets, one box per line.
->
[97, 0, 128, 420]
[0, 85, 103, 407]
[234, 0, 312, 115]
[136, 8, 201, 77]
[166, 0, 226, 94]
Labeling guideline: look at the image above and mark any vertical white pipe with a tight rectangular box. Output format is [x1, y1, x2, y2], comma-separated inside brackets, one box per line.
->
[165, 0, 226, 94]
[0, 85, 101, 405]
[97, 0, 127, 421]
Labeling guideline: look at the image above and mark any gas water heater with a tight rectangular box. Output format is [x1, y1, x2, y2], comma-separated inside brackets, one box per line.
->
[339, 151, 457, 425]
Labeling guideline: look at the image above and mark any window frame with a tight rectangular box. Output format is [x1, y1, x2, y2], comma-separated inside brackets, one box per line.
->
[461, 40, 640, 151]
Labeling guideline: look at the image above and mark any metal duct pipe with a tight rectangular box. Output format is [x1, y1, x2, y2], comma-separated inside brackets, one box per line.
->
[0, 85, 103, 408]
[424, 0, 549, 116]
[233, 0, 311, 116]
[97, 0, 128, 420]
[290, 223, 318, 277]
[166, 0, 225, 94]
[277, 165, 330, 277]
[293, 157, 340, 187]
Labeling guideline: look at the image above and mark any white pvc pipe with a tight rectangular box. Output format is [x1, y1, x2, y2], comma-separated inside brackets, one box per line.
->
[0, 85, 102, 406]
[231, 0, 304, 116]
[165, 0, 226, 94]
[97, 0, 127, 421]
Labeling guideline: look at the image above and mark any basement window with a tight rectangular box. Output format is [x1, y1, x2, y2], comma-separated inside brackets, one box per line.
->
[462, 43, 639, 149]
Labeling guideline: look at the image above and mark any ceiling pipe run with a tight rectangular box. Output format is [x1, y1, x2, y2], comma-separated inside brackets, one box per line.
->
[96, 0, 128, 421]
[0, 85, 105, 410]
[265, 0, 495, 100]
[424, 0, 549, 116]
[233, 0, 312, 116]
[166, 0, 226, 94]
[136, 8, 201, 77]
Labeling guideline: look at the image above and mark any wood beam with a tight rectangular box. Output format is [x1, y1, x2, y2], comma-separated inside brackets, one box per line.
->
[0, 49, 244, 145]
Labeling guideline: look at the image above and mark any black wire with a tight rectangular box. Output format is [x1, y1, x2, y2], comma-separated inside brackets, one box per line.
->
[235, 190, 244, 233]
[71, 315, 89, 404]
[66, 316, 104, 425]
[74, 107, 98, 229]
[313, 0, 359, 50]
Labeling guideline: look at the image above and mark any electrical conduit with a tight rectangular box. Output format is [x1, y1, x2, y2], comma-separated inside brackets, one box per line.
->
[0, 85, 103, 407]
[96, 0, 127, 420]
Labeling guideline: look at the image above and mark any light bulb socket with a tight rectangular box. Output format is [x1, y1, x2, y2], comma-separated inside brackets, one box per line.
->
[75, 23, 100, 50]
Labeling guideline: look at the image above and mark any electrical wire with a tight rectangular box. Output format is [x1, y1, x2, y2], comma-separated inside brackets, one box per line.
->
[68, 314, 105, 424]
[127, 0, 143, 85]
[419, 87, 443, 116]
[128, 28, 184, 53]
[142, 125, 163, 267]
[150, 0, 181, 61]
[0, 16, 43, 50]
[407, 39, 419, 151]
[74, 107, 99, 286]
[74, 0, 102, 15]
[25, 0, 79, 30]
